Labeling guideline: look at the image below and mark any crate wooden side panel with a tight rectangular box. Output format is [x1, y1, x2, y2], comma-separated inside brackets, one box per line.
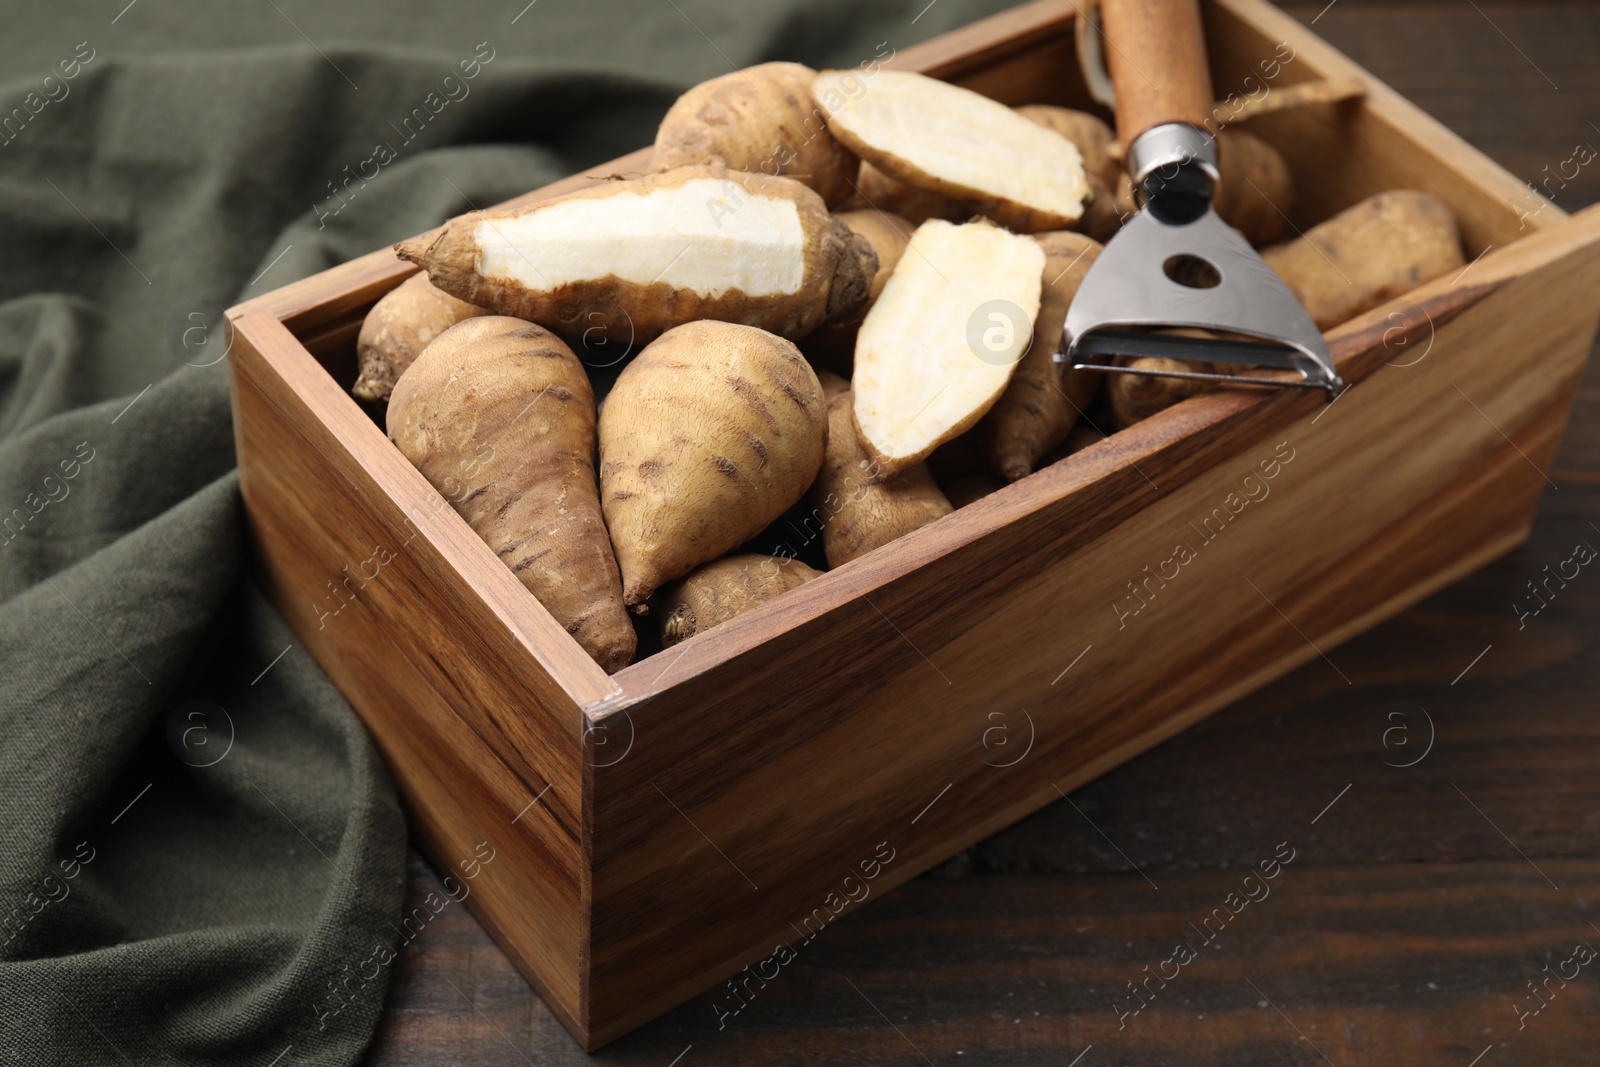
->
[227, 311, 605, 1026]
[221, 0, 1600, 1049]
[581, 209, 1600, 1042]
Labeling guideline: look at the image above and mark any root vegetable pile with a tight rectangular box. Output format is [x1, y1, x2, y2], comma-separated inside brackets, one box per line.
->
[360, 56, 1472, 669]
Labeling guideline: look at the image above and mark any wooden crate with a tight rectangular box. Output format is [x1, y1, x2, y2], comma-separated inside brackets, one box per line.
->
[225, 0, 1600, 1049]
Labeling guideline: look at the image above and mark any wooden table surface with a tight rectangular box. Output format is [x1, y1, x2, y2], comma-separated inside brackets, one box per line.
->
[365, 3, 1600, 1063]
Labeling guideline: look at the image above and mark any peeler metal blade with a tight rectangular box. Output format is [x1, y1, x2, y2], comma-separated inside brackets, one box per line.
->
[1060, 177, 1343, 396]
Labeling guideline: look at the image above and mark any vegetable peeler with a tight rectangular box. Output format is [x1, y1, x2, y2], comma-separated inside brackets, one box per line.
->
[1060, 0, 1342, 395]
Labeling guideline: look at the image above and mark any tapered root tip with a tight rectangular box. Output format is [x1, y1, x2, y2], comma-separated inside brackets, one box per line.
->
[351, 374, 384, 403]
[661, 611, 690, 647]
[998, 459, 1030, 482]
[393, 233, 434, 266]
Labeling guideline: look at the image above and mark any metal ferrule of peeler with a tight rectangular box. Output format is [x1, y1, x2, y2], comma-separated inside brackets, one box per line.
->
[1126, 123, 1220, 197]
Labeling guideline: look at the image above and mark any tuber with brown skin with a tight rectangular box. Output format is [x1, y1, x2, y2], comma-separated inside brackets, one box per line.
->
[353, 272, 489, 402]
[387, 317, 635, 672]
[979, 231, 1103, 480]
[1263, 189, 1465, 331]
[652, 62, 859, 208]
[1211, 128, 1294, 246]
[1106, 351, 1217, 430]
[810, 389, 953, 568]
[598, 320, 828, 611]
[658, 554, 821, 646]
[396, 165, 877, 347]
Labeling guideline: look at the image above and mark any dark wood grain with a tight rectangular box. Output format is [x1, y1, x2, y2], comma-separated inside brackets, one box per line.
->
[363, 2, 1600, 1063]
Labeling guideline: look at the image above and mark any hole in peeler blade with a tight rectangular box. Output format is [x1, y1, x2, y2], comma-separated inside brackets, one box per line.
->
[1163, 254, 1222, 289]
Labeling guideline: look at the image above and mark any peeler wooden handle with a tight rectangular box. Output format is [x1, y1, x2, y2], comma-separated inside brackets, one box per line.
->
[1099, 0, 1215, 145]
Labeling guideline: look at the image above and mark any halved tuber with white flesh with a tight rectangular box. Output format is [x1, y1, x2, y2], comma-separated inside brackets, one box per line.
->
[658, 554, 820, 646]
[396, 165, 877, 346]
[653, 62, 859, 208]
[813, 70, 1090, 232]
[980, 231, 1103, 481]
[1014, 106, 1124, 241]
[803, 208, 914, 370]
[387, 317, 635, 673]
[852, 219, 1045, 476]
[353, 272, 490, 402]
[598, 321, 828, 611]
[1014, 105, 1120, 186]
[811, 389, 953, 568]
[1264, 189, 1465, 331]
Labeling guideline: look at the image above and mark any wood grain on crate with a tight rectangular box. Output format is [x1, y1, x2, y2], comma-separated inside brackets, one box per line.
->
[574, 198, 1600, 1041]
[229, 311, 600, 1030]
[360, 2, 1600, 1059]
[219, 0, 1600, 1056]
